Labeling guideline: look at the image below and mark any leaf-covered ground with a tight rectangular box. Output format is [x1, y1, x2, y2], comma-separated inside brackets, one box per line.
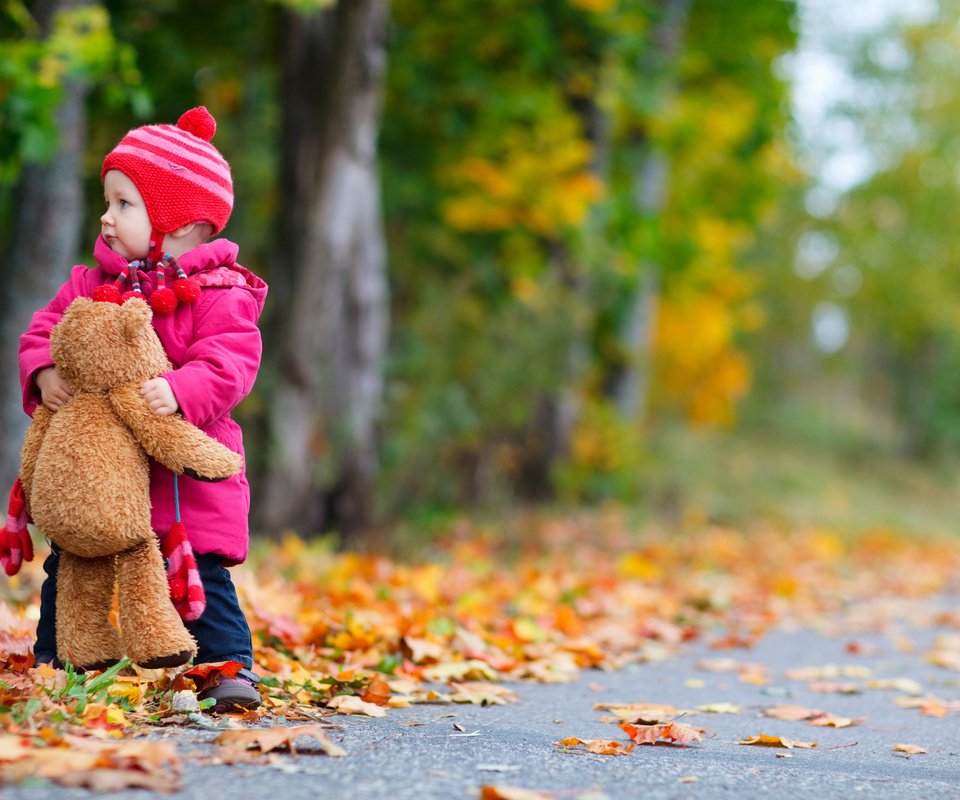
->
[2, 511, 960, 793]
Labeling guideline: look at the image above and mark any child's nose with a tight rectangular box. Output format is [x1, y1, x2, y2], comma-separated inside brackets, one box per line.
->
[100, 208, 112, 225]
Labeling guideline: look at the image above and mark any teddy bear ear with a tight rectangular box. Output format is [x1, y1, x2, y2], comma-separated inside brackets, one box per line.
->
[120, 297, 153, 344]
[64, 296, 94, 316]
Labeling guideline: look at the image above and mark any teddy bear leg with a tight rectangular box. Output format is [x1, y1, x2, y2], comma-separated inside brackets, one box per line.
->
[117, 539, 197, 669]
[56, 551, 124, 671]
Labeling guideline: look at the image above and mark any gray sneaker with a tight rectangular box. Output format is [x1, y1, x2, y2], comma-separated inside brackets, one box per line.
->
[196, 666, 262, 713]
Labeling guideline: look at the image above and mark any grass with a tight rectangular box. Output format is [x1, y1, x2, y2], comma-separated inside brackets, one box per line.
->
[642, 424, 960, 538]
[370, 421, 960, 560]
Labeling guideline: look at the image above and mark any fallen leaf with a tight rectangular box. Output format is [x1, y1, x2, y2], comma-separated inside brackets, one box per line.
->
[865, 678, 923, 695]
[785, 665, 871, 681]
[182, 660, 245, 682]
[620, 722, 704, 746]
[593, 702, 682, 723]
[763, 705, 823, 721]
[480, 787, 554, 800]
[809, 714, 858, 728]
[697, 702, 740, 714]
[446, 681, 519, 705]
[738, 734, 817, 749]
[327, 695, 388, 717]
[422, 660, 499, 682]
[554, 737, 635, 756]
[215, 724, 345, 757]
[360, 676, 391, 706]
[893, 743, 927, 755]
[807, 682, 861, 694]
[0, 737, 182, 792]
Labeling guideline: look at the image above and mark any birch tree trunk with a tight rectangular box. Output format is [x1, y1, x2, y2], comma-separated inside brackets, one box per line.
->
[258, 0, 389, 540]
[0, 0, 90, 494]
[611, 0, 691, 419]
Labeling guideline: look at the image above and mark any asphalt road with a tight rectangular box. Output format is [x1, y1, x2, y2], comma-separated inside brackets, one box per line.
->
[4, 599, 960, 800]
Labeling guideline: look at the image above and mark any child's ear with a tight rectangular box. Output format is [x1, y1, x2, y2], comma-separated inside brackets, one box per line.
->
[168, 222, 213, 241]
[168, 222, 198, 239]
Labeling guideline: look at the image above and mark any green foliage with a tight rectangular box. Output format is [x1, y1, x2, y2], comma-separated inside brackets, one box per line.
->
[380, 0, 798, 510]
[87, 0, 280, 270]
[270, 0, 335, 11]
[0, 2, 146, 184]
[379, 275, 579, 512]
[796, 1, 960, 455]
[53, 657, 131, 716]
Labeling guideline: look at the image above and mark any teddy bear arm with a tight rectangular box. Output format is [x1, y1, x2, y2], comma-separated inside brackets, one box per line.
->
[19, 405, 53, 501]
[108, 384, 243, 480]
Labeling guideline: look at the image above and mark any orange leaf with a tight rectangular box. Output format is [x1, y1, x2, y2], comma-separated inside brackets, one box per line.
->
[620, 722, 704, 746]
[360, 676, 391, 706]
[215, 724, 345, 757]
[554, 737, 634, 755]
[481, 786, 554, 800]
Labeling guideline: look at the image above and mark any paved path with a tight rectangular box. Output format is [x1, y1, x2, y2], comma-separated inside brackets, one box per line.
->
[5, 603, 960, 799]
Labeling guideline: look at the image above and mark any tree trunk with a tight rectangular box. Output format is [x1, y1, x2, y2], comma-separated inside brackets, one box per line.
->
[258, 0, 389, 541]
[611, 0, 691, 419]
[0, 0, 90, 494]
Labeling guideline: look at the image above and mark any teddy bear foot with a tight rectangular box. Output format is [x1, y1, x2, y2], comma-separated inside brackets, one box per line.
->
[137, 649, 194, 670]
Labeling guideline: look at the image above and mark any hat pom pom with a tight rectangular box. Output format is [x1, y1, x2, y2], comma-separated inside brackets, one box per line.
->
[150, 287, 178, 315]
[93, 284, 121, 304]
[173, 277, 201, 304]
[120, 290, 142, 305]
[177, 106, 216, 142]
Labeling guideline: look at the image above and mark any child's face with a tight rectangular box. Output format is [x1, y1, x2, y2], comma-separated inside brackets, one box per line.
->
[101, 170, 152, 261]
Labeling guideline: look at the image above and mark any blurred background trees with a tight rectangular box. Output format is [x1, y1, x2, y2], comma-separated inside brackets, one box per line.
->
[2, 0, 957, 541]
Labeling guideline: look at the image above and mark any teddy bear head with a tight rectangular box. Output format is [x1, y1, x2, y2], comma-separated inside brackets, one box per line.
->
[50, 297, 172, 393]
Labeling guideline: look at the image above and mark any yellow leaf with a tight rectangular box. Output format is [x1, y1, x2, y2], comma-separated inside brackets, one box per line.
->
[738, 734, 817, 749]
[327, 695, 388, 717]
[894, 743, 927, 754]
[697, 702, 740, 715]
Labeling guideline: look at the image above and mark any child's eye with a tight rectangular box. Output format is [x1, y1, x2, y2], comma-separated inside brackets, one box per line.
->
[118, 199, 130, 208]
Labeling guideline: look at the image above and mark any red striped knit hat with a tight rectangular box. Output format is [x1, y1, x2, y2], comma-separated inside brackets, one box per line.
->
[101, 106, 233, 236]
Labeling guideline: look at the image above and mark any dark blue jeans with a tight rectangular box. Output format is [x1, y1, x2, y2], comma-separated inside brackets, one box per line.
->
[35, 545, 254, 669]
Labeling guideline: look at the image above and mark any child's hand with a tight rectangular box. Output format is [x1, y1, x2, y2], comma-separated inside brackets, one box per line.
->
[141, 377, 179, 415]
[36, 367, 73, 412]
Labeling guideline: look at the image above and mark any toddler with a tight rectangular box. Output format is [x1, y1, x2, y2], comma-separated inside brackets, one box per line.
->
[18, 107, 268, 712]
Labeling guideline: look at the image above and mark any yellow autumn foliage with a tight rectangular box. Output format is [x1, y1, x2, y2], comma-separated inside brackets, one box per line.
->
[568, 0, 618, 13]
[654, 268, 755, 427]
[442, 113, 602, 236]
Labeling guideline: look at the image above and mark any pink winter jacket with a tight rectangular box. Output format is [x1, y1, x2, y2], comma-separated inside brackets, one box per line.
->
[19, 236, 268, 564]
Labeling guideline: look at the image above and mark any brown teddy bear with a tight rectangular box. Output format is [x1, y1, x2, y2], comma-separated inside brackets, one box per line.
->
[12, 296, 242, 670]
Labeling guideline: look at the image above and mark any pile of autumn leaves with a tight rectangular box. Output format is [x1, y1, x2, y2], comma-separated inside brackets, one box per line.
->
[1, 512, 960, 791]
